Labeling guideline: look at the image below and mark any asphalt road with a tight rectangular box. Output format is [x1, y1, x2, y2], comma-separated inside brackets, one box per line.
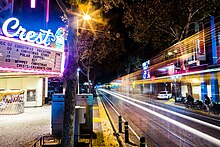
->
[98, 89, 220, 147]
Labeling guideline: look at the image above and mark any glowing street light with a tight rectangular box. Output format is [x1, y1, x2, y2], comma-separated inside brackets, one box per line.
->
[83, 14, 91, 21]
[74, 2, 106, 35]
[77, 68, 80, 94]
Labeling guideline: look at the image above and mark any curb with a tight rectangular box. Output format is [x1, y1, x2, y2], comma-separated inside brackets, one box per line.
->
[92, 96, 125, 146]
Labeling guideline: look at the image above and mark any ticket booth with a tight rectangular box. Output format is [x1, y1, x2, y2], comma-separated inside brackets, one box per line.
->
[0, 90, 25, 115]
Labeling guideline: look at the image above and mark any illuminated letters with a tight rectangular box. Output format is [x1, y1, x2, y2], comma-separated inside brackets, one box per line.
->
[2, 18, 55, 46]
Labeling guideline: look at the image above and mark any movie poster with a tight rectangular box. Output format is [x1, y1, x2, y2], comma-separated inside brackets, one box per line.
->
[27, 89, 36, 102]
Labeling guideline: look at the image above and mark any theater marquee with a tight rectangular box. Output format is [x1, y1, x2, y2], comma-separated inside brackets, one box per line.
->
[0, 17, 65, 74]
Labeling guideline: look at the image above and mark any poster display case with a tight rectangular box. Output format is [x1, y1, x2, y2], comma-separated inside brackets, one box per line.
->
[0, 90, 25, 115]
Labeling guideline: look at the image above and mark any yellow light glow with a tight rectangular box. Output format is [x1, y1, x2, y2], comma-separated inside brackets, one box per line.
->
[168, 52, 173, 56]
[72, 2, 106, 35]
[83, 14, 91, 20]
[191, 78, 200, 83]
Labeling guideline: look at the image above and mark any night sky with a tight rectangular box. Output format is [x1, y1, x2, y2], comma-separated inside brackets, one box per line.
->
[8, 1, 196, 84]
[48, 1, 141, 84]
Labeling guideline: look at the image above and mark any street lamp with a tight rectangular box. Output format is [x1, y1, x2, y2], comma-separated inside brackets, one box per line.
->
[76, 14, 91, 95]
[83, 14, 91, 21]
[77, 68, 80, 94]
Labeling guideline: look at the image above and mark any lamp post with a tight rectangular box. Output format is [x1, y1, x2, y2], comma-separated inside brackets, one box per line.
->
[76, 13, 92, 95]
[77, 68, 80, 94]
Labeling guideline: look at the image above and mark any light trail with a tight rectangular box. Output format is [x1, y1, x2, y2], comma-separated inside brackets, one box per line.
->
[100, 91, 190, 146]
[99, 89, 220, 146]
[103, 89, 220, 130]
[101, 92, 141, 141]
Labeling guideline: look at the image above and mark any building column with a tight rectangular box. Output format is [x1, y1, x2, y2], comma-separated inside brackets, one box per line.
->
[187, 83, 192, 96]
[149, 83, 153, 94]
[211, 72, 219, 102]
[200, 74, 208, 101]
[210, 16, 217, 64]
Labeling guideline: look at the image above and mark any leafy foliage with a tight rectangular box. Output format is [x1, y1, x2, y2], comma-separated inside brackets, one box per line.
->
[123, 0, 219, 50]
[78, 24, 124, 88]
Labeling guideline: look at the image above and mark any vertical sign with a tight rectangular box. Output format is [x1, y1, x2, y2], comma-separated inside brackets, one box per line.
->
[142, 60, 150, 79]
[196, 22, 206, 61]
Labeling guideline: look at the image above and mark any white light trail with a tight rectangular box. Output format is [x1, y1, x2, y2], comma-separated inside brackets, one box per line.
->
[99, 89, 220, 146]
[101, 93, 141, 141]
[104, 89, 220, 131]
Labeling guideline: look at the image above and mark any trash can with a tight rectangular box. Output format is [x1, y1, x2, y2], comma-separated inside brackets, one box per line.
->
[51, 93, 64, 136]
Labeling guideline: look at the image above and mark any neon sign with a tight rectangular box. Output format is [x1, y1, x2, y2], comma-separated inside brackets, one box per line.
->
[2, 17, 64, 49]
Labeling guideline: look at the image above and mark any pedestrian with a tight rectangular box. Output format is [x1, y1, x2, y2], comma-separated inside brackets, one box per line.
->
[186, 95, 194, 108]
[212, 103, 220, 115]
[195, 100, 203, 110]
[204, 94, 211, 112]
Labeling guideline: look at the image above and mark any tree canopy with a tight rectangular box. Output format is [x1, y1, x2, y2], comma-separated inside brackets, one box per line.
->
[123, 0, 219, 51]
[78, 24, 124, 90]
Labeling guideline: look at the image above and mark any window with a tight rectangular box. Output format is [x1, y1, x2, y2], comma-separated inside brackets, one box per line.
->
[27, 89, 36, 101]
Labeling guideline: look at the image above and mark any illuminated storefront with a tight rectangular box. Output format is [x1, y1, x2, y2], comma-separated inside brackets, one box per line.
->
[112, 16, 220, 102]
[142, 16, 220, 101]
[0, 17, 65, 109]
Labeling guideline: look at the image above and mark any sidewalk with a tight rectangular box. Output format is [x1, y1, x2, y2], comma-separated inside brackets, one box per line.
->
[166, 98, 220, 118]
[0, 105, 51, 147]
[92, 96, 122, 146]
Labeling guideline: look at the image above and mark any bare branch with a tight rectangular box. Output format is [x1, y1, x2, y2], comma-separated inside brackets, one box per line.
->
[56, 0, 68, 16]
[191, 5, 206, 18]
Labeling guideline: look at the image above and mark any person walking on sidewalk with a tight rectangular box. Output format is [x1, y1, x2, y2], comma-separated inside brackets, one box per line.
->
[204, 94, 211, 112]
[186, 95, 194, 108]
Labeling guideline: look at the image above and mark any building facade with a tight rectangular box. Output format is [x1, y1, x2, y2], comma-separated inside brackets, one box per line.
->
[0, 0, 65, 110]
[112, 16, 220, 103]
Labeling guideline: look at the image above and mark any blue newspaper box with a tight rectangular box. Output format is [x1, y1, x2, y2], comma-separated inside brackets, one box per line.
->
[51, 93, 64, 136]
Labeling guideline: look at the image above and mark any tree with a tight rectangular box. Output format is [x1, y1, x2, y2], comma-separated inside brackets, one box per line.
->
[78, 26, 124, 92]
[124, 55, 142, 74]
[56, 0, 123, 146]
[123, 0, 219, 51]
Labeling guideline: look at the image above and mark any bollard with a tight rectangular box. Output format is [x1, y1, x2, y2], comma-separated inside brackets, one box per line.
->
[40, 137, 42, 145]
[118, 116, 122, 133]
[124, 121, 129, 143]
[140, 137, 145, 147]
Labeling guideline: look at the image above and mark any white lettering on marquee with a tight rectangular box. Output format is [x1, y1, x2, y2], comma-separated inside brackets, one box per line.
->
[2, 18, 56, 47]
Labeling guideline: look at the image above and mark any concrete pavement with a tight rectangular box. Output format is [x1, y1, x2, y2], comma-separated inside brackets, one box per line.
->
[3, 92, 216, 147]
[0, 105, 51, 147]
[0, 96, 124, 147]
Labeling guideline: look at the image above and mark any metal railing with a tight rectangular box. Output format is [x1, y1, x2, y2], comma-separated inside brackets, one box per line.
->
[30, 135, 61, 147]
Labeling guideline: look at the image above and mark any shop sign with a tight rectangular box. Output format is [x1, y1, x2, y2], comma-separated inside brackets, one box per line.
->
[142, 60, 150, 79]
[1, 17, 64, 50]
[0, 35, 63, 73]
[0, 17, 64, 74]
[196, 31, 206, 61]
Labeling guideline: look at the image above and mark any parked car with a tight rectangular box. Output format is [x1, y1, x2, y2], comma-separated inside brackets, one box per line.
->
[157, 91, 172, 99]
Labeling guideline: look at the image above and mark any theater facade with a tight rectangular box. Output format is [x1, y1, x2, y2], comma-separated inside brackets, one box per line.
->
[0, 17, 65, 109]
